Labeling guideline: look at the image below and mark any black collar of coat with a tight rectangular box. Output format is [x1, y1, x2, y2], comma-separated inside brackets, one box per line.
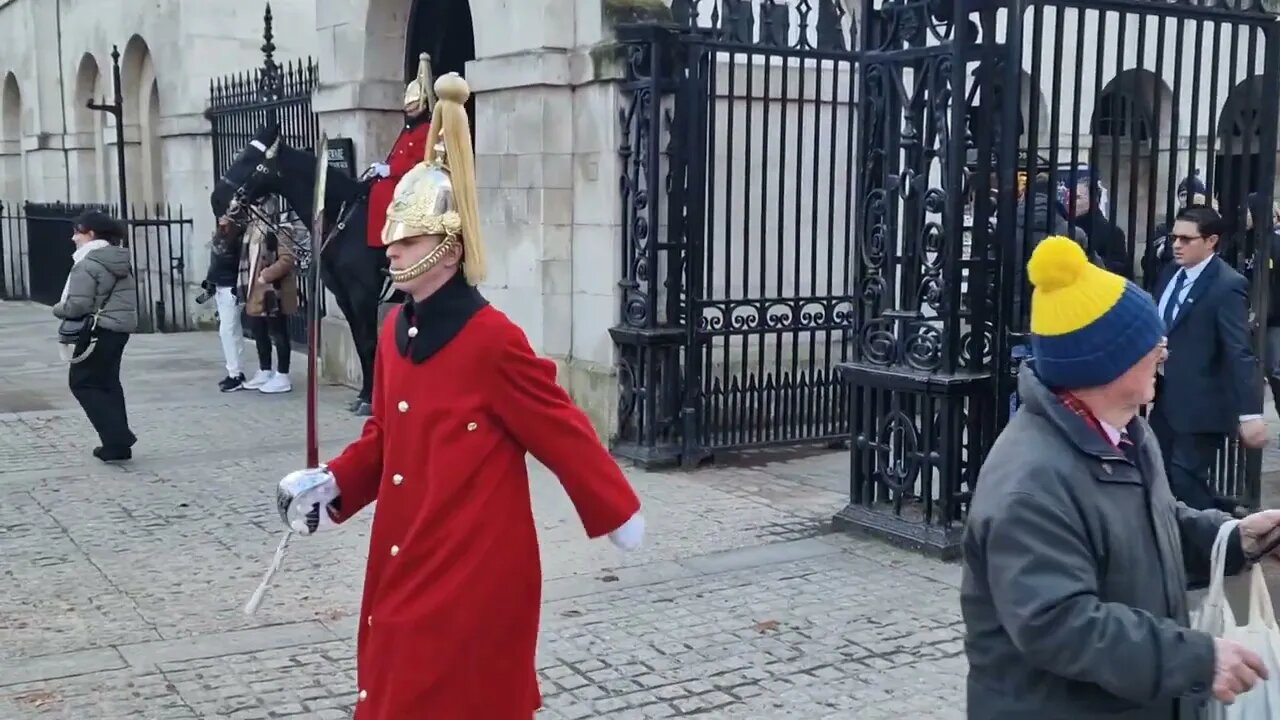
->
[395, 273, 489, 363]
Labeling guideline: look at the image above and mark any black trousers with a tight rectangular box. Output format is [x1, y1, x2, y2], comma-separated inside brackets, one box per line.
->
[1149, 408, 1227, 511]
[248, 314, 290, 373]
[69, 330, 135, 450]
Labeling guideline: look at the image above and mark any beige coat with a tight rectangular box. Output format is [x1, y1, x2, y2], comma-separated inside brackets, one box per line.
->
[243, 218, 298, 317]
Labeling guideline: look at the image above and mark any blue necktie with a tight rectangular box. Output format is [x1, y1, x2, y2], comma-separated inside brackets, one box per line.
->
[1162, 270, 1186, 329]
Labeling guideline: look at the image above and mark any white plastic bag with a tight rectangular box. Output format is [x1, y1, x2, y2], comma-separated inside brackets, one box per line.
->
[1191, 519, 1280, 718]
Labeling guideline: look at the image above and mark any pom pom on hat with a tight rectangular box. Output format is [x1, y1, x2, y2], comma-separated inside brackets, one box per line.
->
[1027, 236, 1089, 293]
[1026, 236, 1164, 390]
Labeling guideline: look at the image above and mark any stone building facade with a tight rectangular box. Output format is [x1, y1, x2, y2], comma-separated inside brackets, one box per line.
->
[0, 0, 1274, 443]
[0, 0, 666, 436]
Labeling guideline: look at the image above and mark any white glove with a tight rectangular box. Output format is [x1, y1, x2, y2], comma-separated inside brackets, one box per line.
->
[370, 162, 391, 178]
[609, 512, 645, 551]
[276, 466, 340, 535]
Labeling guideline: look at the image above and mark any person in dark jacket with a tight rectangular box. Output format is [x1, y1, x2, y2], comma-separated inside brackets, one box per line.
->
[1011, 176, 1092, 333]
[52, 210, 139, 462]
[962, 235, 1280, 719]
[1244, 193, 1280, 416]
[202, 214, 247, 392]
[1144, 172, 1211, 292]
[1067, 167, 1131, 278]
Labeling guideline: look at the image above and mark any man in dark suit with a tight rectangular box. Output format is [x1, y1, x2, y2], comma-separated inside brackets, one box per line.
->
[1149, 205, 1269, 512]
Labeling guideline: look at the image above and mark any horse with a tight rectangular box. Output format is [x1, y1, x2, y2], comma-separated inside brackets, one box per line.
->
[211, 123, 389, 417]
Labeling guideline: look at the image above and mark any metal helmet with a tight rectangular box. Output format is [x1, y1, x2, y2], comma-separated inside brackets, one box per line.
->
[403, 52, 436, 117]
[382, 73, 486, 286]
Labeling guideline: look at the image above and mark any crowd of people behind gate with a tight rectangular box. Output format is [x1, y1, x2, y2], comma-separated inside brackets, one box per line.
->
[965, 164, 1280, 718]
[1008, 166, 1280, 514]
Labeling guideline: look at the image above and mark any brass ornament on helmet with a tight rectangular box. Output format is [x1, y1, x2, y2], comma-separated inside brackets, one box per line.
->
[403, 52, 437, 117]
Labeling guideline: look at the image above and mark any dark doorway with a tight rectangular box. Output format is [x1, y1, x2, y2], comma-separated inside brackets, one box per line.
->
[406, 0, 477, 130]
[1215, 152, 1263, 216]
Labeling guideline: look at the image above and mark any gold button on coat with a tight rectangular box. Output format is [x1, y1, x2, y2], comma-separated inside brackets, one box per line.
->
[390, 545, 400, 556]
[408, 326, 418, 338]
[397, 401, 409, 412]
[467, 422, 478, 431]
[392, 473, 404, 485]
[359, 690, 367, 701]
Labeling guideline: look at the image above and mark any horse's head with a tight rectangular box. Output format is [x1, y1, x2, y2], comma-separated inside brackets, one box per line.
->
[211, 123, 285, 219]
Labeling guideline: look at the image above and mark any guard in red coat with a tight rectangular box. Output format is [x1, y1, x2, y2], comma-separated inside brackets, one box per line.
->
[364, 52, 434, 248]
[275, 73, 646, 720]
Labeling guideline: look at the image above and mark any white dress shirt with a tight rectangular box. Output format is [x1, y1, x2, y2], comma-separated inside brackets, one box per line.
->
[1157, 254, 1261, 424]
[1156, 253, 1213, 324]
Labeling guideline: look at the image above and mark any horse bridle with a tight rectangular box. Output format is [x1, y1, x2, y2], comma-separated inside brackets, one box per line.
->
[219, 137, 375, 265]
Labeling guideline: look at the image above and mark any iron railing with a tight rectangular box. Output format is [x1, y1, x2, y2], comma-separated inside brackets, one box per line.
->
[0, 200, 194, 333]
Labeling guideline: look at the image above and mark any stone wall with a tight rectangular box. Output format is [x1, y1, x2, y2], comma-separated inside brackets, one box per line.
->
[0, 0, 315, 325]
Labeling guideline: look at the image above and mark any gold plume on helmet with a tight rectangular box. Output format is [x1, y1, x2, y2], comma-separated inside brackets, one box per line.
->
[382, 72, 486, 286]
[403, 52, 436, 117]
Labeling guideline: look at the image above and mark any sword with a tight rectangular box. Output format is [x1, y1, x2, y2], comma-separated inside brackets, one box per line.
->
[245, 134, 330, 615]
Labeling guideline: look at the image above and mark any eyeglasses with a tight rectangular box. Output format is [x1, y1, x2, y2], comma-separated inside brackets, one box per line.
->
[1169, 234, 1205, 243]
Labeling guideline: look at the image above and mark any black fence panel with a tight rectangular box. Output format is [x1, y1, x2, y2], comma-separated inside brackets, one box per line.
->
[0, 201, 25, 300]
[127, 204, 194, 333]
[610, 1, 860, 468]
[2, 201, 193, 333]
[23, 202, 112, 306]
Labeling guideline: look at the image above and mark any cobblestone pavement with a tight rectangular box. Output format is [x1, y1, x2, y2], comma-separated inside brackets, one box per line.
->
[0, 300, 972, 718]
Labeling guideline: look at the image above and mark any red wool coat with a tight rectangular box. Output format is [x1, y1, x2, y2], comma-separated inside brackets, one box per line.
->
[325, 304, 642, 720]
[365, 120, 431, 247]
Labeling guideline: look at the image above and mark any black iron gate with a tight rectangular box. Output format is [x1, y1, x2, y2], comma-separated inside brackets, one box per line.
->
[611, 1, 858, 468]
[204, 4, 323, 349]
[12, 201, 193, 332]
[615, 0, 1280, 553]
[831, 0, 1280, 557]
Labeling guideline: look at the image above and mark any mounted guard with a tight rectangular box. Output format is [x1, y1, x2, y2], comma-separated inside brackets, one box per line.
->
[273, 72, 646, 719]
[365, 52, 435, 249]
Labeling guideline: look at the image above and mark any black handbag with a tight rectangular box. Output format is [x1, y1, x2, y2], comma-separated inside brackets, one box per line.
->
[58, 313, 99, 345]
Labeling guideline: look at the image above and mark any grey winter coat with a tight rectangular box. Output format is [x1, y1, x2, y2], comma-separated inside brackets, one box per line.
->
[52, 245, 138, 334]
[962, 363, 1247, 720]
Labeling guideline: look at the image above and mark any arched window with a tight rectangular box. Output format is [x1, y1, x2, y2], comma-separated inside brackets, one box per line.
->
[1092, 90, 1153, 143]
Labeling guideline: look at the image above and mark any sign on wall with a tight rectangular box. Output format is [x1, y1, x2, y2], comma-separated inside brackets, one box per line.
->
[326, 138, 357, 177]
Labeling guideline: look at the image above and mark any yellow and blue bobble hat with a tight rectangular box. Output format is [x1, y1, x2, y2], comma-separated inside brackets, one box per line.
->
[1027, 236, 1163, 390]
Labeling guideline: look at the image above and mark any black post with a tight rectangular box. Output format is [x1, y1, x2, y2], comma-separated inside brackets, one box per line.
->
[87, 45, 127, 221]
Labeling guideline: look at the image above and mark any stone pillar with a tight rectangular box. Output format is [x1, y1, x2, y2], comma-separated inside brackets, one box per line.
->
[158, 111, 220, 328]
[312, 0, 408, 389]
[468, 0, 671, 436]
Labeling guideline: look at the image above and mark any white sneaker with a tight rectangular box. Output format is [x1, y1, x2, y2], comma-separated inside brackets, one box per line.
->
[259, 373, 292, 394]
[243, 369, 275, 390]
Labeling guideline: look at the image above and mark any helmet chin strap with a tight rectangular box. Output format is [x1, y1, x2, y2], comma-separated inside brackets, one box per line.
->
[389, 237, 457, 284]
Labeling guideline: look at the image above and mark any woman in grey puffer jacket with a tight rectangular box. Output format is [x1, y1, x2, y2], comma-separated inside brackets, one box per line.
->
[52, 210, 138, 462]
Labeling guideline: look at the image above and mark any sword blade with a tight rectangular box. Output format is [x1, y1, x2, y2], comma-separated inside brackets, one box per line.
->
[307, 135, 329, 469]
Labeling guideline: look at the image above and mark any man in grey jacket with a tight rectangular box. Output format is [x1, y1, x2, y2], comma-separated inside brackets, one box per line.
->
[963, 235, 1280, 718]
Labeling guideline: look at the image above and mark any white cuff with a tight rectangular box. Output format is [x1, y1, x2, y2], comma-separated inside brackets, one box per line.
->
[608, 512, 645, 551]
[1241, 414, 1265, 423]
